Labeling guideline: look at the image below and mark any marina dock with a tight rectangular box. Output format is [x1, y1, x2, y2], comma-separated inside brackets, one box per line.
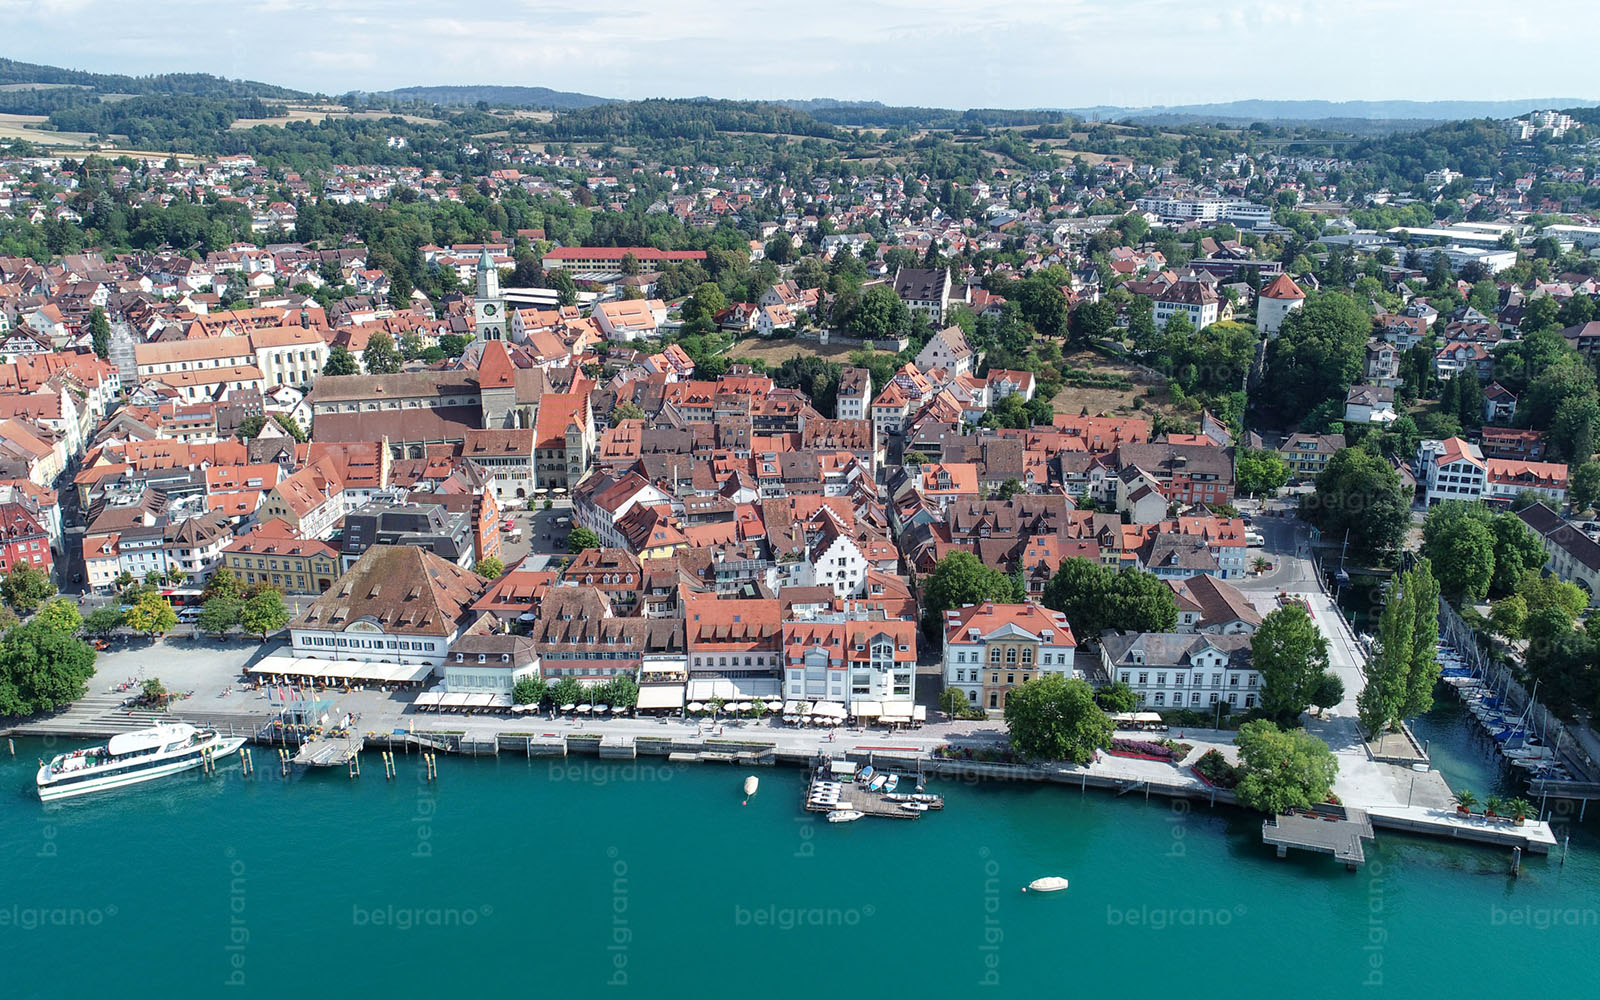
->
[803, 759, 944, 820]
[291, 735, 363, 767]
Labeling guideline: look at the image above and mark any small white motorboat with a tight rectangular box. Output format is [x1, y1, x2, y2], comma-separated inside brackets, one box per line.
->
[743, 775, 759, 804]
[899, 801, 928, 813]
[883, 773, 900, 793]
[826, 809, 864, 823]
[1023, 876, 1070, 893]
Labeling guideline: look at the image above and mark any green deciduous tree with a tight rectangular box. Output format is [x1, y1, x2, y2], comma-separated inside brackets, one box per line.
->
[921, 551, 1024, 636]
[197, 597, 241, 638]
[474, 556, 505, 580]
[551, 675, 585, 708]
[0, 619, 98, 717]
[362, 331, 403, 374]
[123, 592, 177, 637]
[512, 676, 548, 706]
[322, 344, 359, 376]
[1264, 292, 1372, 422]
[1421, 506, 1494, 603]
[1041, 558, 1178, 645]
[239, 590, 289, 641]
[82, 605, 124, 637]
[34, 598, 82, 634]
[1252, 604, 1331, 720]
[1236, 449, 1290, 496]
[1306, 447, 1410, 562]
[844, 284, 913, 341]
[1004, 674, 1113, 764]
[568, 527, 600, 553]
[1311, 671, 1345, 711]
[1490, 594, 1527, 639]
[202, 567, 243, 604]
[1093, 680, 1138, 714]
[1572, 461, 1600, 514]
[1233, 720, 1339, 814]
[1, 563, 57, 616]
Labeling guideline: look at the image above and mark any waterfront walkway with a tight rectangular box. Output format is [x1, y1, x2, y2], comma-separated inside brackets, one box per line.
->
[1275, 589, 1558, 853]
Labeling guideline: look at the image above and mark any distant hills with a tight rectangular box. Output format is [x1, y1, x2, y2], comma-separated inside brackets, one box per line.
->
[5, 55, 1598, 131]
[1066, 98, 1600, 123]
[0, 56, 304, 99]
[367, 85, 615, 110]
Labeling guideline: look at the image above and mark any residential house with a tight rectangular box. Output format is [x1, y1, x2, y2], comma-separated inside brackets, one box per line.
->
[1099, 631, 1260, 711]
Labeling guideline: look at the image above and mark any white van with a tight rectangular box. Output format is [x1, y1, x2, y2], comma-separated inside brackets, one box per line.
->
[1245, 531, 1265, 547]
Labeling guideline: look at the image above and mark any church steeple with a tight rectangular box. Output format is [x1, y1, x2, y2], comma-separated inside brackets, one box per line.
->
[476, 247, 500, 299]
[473, 246, 505, 341]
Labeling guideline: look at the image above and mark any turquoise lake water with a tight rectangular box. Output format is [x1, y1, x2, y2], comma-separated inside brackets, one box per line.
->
[6, 701, 1600, 999]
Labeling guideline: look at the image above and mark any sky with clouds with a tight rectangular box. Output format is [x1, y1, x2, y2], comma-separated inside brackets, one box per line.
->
[3, 0, 1595, 109]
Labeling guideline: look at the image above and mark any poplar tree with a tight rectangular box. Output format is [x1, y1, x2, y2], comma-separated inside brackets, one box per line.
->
[1359, 576, 1413, 735]
[1401, 559, 1442, 719]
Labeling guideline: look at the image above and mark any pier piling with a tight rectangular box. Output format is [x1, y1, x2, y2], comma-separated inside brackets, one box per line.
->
[1511, 847, 1522, 878]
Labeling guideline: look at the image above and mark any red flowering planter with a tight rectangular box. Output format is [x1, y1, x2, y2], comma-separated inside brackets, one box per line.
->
[1108, 749, 1172, 762]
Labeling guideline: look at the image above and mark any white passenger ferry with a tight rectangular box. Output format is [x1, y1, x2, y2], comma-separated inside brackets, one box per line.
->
[36, 723, 246, 801]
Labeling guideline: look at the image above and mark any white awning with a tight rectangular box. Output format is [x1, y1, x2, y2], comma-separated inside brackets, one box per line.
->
[440, 693, 470, 707]
[467, 693, 496, 708]
[812, 701, 846, 719]
[852, 701, 883, 718]
[881, 703, 913, 721]
[638, 685, 686, 710]
[686, 678, 782, 701]
[414, 692, 443, 708]
[913, 706, 927, 722]
[248, 654, 434, 685]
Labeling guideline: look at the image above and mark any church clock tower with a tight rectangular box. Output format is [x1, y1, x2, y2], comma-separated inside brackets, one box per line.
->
[473, 247, 506, 341]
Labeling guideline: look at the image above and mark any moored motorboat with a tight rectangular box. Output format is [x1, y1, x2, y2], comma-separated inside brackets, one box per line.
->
[883, 773, 900, 793]
[900, 801, 928, 813]
[1023, 876, 1070, 893]
[826, 809, 864, 823]
[867, 774, 887, 792]
[856, 765, 875, 784]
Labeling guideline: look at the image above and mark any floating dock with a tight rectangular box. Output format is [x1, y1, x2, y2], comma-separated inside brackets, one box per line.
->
[804, 763, 943, 820]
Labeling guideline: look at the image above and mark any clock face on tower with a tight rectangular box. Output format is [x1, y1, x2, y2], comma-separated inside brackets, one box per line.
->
[482, 303, 497, 316]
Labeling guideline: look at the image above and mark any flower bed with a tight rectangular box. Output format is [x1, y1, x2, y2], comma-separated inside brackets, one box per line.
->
[1109, 738, 1194, 763]
[1109, 748, 1172, 762]
[932, 744, 1022, 764]
[1191, 749, 1240, 789]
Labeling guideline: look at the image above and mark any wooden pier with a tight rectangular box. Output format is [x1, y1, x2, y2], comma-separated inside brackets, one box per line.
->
[804, 766, 943, 820]
[1262, 807, 1374, 870]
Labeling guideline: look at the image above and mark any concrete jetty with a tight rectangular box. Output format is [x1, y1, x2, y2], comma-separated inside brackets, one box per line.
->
[1262, 808, 1375, 869]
